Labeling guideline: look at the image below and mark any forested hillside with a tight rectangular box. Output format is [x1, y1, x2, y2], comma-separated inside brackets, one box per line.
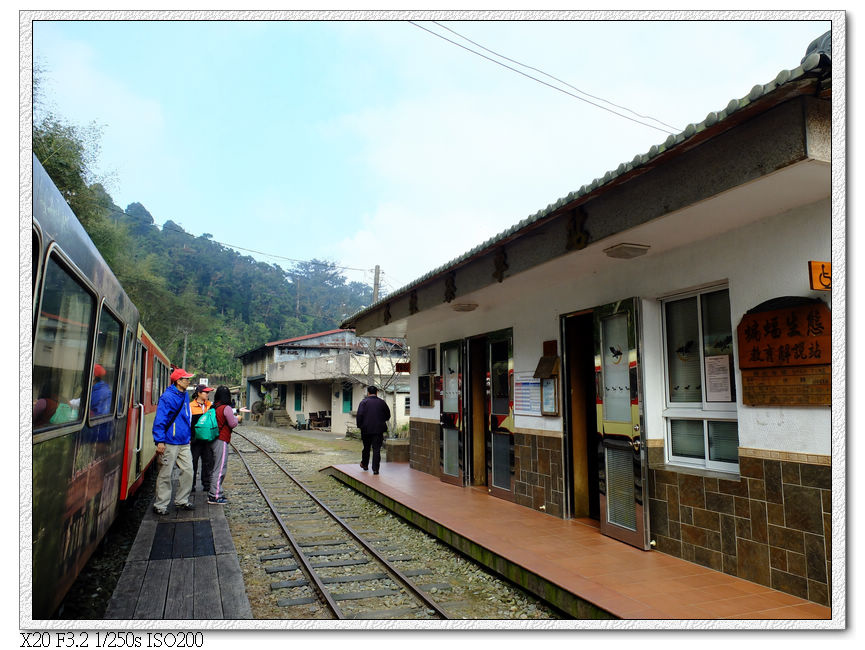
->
[33, 100, 372, 384]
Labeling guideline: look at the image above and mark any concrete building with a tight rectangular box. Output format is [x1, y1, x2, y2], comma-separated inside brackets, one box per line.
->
[238, 329, 409, 433]
[342, 33, 836, 605]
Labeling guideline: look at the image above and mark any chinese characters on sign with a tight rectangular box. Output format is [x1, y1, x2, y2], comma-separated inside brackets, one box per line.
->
[736, 302, 830, 406]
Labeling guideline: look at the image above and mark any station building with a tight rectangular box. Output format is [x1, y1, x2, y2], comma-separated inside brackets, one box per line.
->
[342, 32, 836, 605]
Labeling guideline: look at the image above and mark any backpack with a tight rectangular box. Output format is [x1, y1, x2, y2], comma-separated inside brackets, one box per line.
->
[194, 407, 219, 441]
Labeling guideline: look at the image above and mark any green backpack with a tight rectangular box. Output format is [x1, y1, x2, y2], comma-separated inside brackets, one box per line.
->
[194, 407, 219, 441]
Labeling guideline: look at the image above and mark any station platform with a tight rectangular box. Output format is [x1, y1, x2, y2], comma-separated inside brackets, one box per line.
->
[324, 462, 833, 621]
[105, 484, 252, 620]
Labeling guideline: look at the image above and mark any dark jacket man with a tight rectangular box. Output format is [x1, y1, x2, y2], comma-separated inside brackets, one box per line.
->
[355, 386, 391, 474]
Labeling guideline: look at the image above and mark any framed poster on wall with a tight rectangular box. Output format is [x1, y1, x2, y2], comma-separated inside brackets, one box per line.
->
[541, 377, 558, 416]
[418, 374, 434, 407]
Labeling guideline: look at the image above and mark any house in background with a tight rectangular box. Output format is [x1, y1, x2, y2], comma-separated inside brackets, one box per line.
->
[238, 329, 410, 433]
[342, 32, 836, 605]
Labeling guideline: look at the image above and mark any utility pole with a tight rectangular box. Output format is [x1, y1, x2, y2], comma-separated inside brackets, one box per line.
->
[367, 265, 380, 390]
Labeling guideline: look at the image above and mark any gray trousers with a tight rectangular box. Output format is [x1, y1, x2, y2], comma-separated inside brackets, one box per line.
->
[153, 443, 193, 510]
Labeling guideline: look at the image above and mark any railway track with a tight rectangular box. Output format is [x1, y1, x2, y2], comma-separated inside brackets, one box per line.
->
[230, 431, 453, 620]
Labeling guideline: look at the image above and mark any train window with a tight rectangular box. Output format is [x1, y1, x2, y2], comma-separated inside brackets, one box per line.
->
[152, 357, 160, 405]
[32, 254, 95, 432]
[89, 305, 122, 423]
[115, 328, 134, 416]
[32, 227, 42, 298]
[138, 343, 147, 405]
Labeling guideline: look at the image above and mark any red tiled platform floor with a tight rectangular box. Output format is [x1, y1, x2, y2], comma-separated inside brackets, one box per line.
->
[328, 463, 831, 621]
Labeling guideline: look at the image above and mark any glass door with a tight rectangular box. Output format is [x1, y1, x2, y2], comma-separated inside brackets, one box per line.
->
[487, 331, 514, 499]
[439, 340, 464, 486]
[594, 299, 651, 549]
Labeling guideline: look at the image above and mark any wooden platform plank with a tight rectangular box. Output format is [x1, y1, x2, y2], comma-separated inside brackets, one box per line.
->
[127, 520, 158, 562]
[193, 520, 215, 557]
[104, 561, 148, 619]
[211, 516, 236, 555]
[192, 555, 223, 619]
[133, 559, 171, 619]
[172, 521, 195, 559]
[216, 552, 254, 619]
[166, 557, 195, 619]
[149, 523, 175, 561]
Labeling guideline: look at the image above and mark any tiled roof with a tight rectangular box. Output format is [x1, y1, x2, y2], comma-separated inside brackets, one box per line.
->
[342, 31, 832, 328]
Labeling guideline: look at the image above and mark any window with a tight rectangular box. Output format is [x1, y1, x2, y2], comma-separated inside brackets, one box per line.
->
[662, 286, 738, 472]
[115, 328, 134, 416]
[89, 305, 122, 423]
[32, 253, 95, 432]
[294, 384, 302, 411]
[342, 382, 353, 413]
[404, 396, 410, 416]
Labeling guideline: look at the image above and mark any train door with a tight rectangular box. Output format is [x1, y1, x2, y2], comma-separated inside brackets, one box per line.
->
[594, 299, 651, 550]
[487, 330, 515, 500]
[562, 310, 600, 520]
[439, 340, 464, 486]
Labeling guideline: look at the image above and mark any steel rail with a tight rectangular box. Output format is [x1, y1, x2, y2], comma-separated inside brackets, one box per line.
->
[229, 439, 346, 618]
[233, 431, 452, 620]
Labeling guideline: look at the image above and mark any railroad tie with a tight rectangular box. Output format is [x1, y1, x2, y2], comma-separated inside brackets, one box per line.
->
[332, 588, 401, 601]
[318, 572, 389, 584]
[264, 563, 300, 574]
[270, 578, 309, 590]
[259, 552, 296, 561]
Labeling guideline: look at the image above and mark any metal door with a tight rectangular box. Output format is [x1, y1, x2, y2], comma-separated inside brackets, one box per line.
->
[439, 340, 464, 485]
[594, 299, 651, 549]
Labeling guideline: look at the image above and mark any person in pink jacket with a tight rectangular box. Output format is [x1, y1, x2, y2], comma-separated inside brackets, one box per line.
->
[207, 385, 240, 505]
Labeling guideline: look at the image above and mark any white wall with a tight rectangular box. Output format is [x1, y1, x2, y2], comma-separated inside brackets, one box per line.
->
[409, 199, 831, 456]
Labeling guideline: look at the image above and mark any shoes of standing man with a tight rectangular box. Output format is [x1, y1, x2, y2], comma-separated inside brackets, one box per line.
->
[208, 496, 228, 505]
[153, 505, 167, 515]
[373, 471, 379, 475]
[360, 464, 368, 471]
[176, 502, 195, 511]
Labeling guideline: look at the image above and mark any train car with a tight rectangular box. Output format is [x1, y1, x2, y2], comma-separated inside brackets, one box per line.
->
[31, 153, 166, 618]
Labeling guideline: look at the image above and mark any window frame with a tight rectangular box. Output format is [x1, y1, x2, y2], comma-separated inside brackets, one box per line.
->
[88, 300, 124, 426]
[660, 284, 739, 473]
[32, 246, 98, 438]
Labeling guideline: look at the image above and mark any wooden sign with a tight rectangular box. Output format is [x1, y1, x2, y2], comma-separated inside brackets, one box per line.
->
[809, 261, 832, 291]
[737, 301, 831, 406]
[737, 302, 830, 369]
[741, 366, 830, 406]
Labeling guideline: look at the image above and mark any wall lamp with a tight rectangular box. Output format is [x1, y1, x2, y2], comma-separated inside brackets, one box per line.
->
[451, 302, 478, 312]
[603, 243, 650, 259]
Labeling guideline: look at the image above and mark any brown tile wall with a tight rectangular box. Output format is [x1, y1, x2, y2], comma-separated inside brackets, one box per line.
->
[648, 455, 831, 606]
[514, 432, 564, 517]
[409, 419, 440, 477]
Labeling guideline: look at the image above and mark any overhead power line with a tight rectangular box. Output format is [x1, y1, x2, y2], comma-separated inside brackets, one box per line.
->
[75, 195, 374, 275]
[408, 21, 681, 135]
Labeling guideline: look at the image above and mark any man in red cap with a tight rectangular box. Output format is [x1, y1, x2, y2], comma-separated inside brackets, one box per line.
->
[151, 367, 196, 515]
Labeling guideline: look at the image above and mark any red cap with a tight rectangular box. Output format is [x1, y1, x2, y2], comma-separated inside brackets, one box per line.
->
[94, 364, 106, 378]
[196, 384, 213, 393]
[170, 368, 194, 383]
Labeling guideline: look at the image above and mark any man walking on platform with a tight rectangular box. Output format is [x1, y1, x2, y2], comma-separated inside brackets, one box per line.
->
[356, 385, 390, 475]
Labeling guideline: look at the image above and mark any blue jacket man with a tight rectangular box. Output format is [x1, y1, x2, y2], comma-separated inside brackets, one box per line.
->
[151, 368, 195, 514]
[152, 379, 193, 445]
[356, 385, 391, 475]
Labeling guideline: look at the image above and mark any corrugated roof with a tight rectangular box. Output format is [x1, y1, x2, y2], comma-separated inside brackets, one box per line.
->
[342, 32, 832, 329]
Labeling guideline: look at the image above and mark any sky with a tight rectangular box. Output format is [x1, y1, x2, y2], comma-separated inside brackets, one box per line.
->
[29, 13, 833, 298]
